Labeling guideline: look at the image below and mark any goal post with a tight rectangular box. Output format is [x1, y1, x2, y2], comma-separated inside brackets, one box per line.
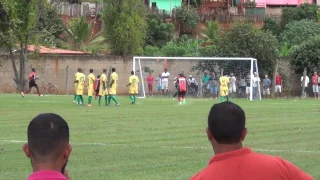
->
[132, 56, 261, 101]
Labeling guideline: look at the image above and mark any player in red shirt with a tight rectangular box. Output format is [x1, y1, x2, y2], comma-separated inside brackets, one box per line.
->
[146, 72, 154, 96]
[275, 72, 282, 98]
[190, 102, 314, 180]
[312, 72, 319, 99]
[21, 68, 41, 97]
[94, 75, 100, 99]
[176, 73, 187, 104]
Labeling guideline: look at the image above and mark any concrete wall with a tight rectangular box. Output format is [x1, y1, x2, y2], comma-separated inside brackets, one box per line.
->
[0, 55, 305, 95]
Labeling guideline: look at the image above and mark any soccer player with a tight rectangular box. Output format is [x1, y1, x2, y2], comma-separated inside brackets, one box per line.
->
[177, 73, 187, 104]
[21, 68, 41, 97]
[147, 72, 154, 96]
[108, 68, 120, 106]
[94, 75, 100, 99]
[98, 69, 108, 106]
[312, 72, 319, 99]
[275, 72, 282, 98]
[126, 71, 140, 104]
[73, 68, 80, 103]
[219, 74, 230, 102]
[87, 69, 95, 107]
[190, 102, 314, 180]
[24, 113, 72, 180]
[172, 74, 180, 100]
[74, 68, 85, 105]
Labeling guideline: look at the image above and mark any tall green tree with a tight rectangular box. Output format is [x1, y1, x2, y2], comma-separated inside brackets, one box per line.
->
[102, 0, 147, 56]
[261, 17, 281, 37]
[174, 5, 200, 36]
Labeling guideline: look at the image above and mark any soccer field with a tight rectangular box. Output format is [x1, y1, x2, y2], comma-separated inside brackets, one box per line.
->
[0, 94, 319, 180]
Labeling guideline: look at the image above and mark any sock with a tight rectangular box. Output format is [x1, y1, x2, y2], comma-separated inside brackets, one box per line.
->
[98, 96, 101, 106]
[226, 95, 229, 101]
[133, 95, 136, 103]
[108, 95, 111, 105]
[111, 95, 119, 104]
[220, 96, 225, 102]
[88, 96, 92, 104]
[130, 95, 134, 102]
[80, 95, 84, 104]
[105, 95, 108, 105]
[74, 94, 76, 101]
[77, 95, 80, 104]
[178, 97, 181, 102]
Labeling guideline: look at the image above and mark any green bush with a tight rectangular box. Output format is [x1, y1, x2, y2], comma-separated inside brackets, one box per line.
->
[161, 43, 187, 57]
[143, 45, 163, 56]
[262, 17, 281, 37]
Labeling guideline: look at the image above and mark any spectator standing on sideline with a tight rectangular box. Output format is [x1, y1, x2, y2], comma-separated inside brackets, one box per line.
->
[229, 73, 237, 98]
[161, 69, 170, 95]
[262, 74, 271, 99]
[147, 72, 154, 96]
[155, 74, 162, 96]
[190, 102, 314, 180]
[301, 74, 310, 99]
[312, 72, 319, 99]
[24, 113, 72, 180]
[275, 72, 282, 98]
[252, 72, 260, 99]
[202, 71, 211, 90]
[208, 73, 218, 99]
[245, 72, 251, 99]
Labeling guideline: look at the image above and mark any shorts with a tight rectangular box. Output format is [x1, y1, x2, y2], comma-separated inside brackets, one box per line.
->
[312, 85, 319, 93]
[29, 80, 37, 88]
[129, 89, 138, 94]
[88, 88, 94, 96]
[220, 90, 228, 97]
[275, 85, 282, 92]
[162, 81, 168, 90]
[246, 86, 251, 94]
[99, 88, 108, 96]
[210, 87, 218, 94]
[109, 87, 116, 95]
[148, 85, 153, 90]
[76, 89, 84, 95]
[157, 85, 162, 91]
[229, 84, 236, 93]
[178, 91, 186, 97]
[263, 88, 270, 95]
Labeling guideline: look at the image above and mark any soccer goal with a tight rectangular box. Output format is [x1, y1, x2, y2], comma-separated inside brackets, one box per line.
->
[132, 56, 261, 101]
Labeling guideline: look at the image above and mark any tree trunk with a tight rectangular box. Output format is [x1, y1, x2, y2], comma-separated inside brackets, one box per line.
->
[8, 45, 20, 88]
[271, 58, 279, 98]
[19, 43, 25, 92]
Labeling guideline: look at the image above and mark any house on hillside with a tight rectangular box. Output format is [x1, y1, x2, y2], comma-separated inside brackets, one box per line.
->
[149, 0, 182, 15]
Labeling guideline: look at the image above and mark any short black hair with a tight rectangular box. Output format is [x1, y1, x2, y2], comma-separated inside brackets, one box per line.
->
[112, 68, 116, 72]
[97, 75, 101, 78]
[208, 102, 245, 144]
[32, 68, 35, 72]
[103, 69, 107, 73]
[77, 68, 81, 72]
[90, 69, 93, 73]
[131, 71, 134, 75]
[27, 113, 69, 159]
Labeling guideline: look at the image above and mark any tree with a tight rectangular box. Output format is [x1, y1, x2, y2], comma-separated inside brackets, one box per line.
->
[279, 20, 320, 48]
[0, 0, 64, 91]
[261, 17, 281, 37]
[196, 21, 279, 76]
[174, 5, 200, 35]
[290, 37, 320, 74]
[67, 16, 92, 51]
[280, 3, 318, 30]
[102, 0, 147, 56]
[145, 13, 174, 48]
[200, 21, 219, 44]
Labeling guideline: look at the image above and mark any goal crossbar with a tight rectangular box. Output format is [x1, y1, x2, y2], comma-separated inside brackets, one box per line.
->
[132, 56, 260, 101]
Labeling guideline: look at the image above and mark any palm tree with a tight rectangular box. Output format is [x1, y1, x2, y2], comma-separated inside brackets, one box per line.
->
[201, 21, 219, 44]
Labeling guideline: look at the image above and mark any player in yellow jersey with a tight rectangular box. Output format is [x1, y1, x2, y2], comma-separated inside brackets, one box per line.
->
[126, 71, 140, 104]
[98, 69, 108, 106]
[74, 68, 86, 105]
[73, 68, 80, 103]
[108, 68, 120, 106]
[87, 69, 96, 107]
[219, 75, 230, 102]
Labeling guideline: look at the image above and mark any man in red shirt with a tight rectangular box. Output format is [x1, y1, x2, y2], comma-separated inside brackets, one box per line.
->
[190, 102, 314, 180]
[23, 113, 72, 180]
[176, 73, 187, 104]
[146, 72, 154, 96]
[21, 68, 42, 97]
[312, 72, 319, 99]
[275, 72, 282, 98]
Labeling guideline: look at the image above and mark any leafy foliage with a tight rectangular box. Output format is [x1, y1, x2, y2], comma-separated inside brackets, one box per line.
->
[279, 20, 320, 48]
[102, 0, 147, 56]
[66, 16, 92, 50]
[143, 45, 163, 56]
[200, 21, 219, 44]
[261, 17, 281, 37]
[161, 43, 187, 57]
[280, 3, 318, 30]
[174, 5, 200, 35]
[145, 13, 174, 48]
[290, 36, 320, 74]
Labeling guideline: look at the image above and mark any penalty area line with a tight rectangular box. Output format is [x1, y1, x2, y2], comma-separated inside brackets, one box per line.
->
[1, 140, 319, 154]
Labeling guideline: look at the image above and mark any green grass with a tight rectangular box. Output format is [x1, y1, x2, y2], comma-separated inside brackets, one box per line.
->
[0, 94, 320, 180]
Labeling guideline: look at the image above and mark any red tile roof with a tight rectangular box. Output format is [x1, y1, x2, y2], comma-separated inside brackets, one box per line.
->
[27, 45, 90, 55]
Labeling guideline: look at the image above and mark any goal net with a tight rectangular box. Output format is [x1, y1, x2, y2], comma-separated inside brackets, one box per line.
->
[132, 56, 261, 101]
